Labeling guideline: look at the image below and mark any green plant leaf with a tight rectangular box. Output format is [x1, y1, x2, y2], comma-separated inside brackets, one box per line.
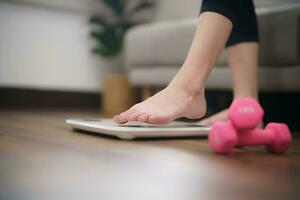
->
[92, 46, 118, 57]
[129, 0, 154, 14]
[100, 0, 124, 17]
[90, 26, 123, 57]
[119, 21, 139, 32]
[89, 0, 154, 58]
[89, 16, 108, 27]
[90, 31, 112, 47]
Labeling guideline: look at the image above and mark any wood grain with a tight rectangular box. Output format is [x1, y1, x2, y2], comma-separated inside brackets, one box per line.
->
[0, 108, 299, 200]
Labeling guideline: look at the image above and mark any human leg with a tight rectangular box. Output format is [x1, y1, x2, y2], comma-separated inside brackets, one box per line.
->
[199, 42, 259, 126]
[198, 0, 259, 126]
[113, 12, 233, 124]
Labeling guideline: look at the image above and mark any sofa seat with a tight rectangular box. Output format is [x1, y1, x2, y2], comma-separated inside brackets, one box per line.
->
[125, 2, 300, 92]
[129, 65, 300, 92]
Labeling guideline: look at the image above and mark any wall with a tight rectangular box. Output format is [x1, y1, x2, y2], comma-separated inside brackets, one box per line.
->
[0, 1, 119, 92]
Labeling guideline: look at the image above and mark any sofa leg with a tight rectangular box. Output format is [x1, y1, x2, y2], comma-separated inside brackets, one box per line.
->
[142, 86, 151, 101]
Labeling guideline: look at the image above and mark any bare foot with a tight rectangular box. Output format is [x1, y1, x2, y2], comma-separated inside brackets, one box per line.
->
[198, 108, 263, 127]
[198, 109, 229, 126]
[113, 84, 206, 124]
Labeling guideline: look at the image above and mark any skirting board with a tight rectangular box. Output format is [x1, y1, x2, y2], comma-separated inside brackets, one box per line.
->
[0, 87, 299, 131]
[0, 87, 100, 109]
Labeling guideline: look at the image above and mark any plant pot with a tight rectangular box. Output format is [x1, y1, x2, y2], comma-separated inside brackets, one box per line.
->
[102, 74, 132, 117]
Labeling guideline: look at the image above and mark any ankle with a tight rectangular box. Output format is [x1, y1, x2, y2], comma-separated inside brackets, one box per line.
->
[233, 92, 258, 100]
[169, 79, 204, 97]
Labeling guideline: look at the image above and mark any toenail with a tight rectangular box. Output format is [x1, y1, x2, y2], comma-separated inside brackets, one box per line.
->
[138, 115, 145, 121]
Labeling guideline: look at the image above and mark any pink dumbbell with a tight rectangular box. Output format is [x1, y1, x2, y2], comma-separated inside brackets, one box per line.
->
[209, 98, 292, 154]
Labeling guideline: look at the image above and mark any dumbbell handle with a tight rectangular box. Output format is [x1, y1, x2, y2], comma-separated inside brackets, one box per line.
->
[237, 129, 274, 146]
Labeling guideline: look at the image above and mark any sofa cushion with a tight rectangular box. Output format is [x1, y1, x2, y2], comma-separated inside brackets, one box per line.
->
[257, 4, 300, 66]
[125, 19, 203, 68]
[129, 65, 300, 91]
[153, 0, 300, 22]
[154, 0, 202, 22]
[125, 4, 300, 68]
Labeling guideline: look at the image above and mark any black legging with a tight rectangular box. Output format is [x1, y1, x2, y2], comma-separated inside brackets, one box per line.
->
[200, 0, 259, 47]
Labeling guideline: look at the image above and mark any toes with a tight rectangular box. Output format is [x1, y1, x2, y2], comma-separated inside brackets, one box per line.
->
[198, 119, 210, 126]
[198, 110, 229, 126]
[113, 105, 139, 124]
[113, 113, 128, 124]
[125, 105, 144, 122]
[137, 114, 148, 123]
[126, 111, 141, 122]
[148, 115, 171, 124]
[198, 117, 220, 126]
[148, 115, 157, 124]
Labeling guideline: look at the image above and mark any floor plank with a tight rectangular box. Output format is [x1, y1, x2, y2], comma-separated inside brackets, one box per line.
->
[0, 108, 299, 200]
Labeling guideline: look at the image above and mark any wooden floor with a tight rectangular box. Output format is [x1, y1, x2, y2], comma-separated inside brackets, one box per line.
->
[0, 108, 299, 200]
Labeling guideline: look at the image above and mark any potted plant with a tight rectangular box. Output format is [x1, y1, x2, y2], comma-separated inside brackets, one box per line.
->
[89, 0, 154, 116]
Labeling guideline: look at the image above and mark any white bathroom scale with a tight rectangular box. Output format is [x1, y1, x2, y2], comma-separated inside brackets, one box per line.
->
[66, 118, 211, 140]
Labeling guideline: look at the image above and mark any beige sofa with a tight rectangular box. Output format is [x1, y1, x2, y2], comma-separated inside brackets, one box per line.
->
[124, 0, 300, 96]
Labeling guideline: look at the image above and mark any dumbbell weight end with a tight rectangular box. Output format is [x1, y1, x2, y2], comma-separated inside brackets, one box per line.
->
[209, 121, 238, 154]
